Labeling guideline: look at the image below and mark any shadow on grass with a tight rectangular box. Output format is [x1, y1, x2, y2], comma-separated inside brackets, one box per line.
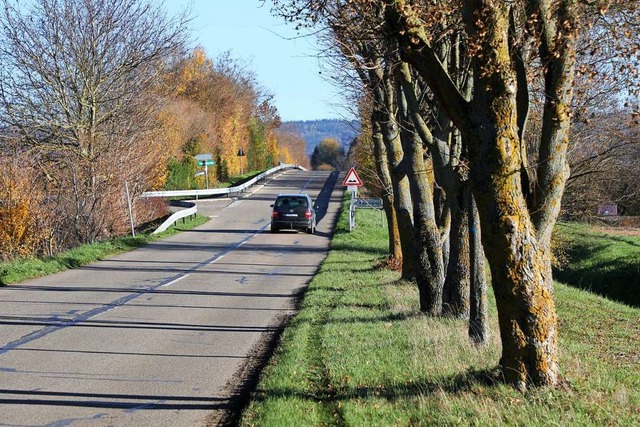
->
[553, 230, 640, 307]
[252, 366, 503, 403]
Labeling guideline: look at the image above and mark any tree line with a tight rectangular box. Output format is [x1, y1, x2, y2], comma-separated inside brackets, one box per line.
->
[0, 0, 309, 261]
[271, 0, 639, 390]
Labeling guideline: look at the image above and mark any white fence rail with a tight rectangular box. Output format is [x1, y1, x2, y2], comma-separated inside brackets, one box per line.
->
[152, 201, 197, 234]
[143, 164, 306, 234]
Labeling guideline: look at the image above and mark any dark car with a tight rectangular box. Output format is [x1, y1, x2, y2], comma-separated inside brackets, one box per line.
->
[270, 193, 316, 234]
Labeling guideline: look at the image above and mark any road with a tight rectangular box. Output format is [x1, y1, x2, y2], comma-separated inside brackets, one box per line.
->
[0, 169, 343, 427]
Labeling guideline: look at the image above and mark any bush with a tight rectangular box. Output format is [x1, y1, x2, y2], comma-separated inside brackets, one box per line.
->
[0, 156, 54, 260]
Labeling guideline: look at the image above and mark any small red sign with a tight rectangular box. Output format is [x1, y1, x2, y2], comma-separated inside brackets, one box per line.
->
[342, 167, 363, 187]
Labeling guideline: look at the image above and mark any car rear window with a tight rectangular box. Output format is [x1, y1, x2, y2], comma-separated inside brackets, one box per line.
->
[276, 197, 308, 208]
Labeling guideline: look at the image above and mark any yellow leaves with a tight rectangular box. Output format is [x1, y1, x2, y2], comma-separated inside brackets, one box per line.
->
[175, 47, 214, 98]
[0, 161, 50, 260]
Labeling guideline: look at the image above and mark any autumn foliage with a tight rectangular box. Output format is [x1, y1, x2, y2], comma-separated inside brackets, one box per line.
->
[157, 48, 308, 186]
[0, 2, 307, 262]
[0, 154, 54, 260]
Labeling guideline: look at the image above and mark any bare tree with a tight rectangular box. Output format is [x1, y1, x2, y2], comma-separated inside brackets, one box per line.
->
[0, 0, 190, 244]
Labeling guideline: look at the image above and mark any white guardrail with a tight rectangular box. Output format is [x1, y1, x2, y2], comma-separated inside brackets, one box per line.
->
[142, 164, 306, 234]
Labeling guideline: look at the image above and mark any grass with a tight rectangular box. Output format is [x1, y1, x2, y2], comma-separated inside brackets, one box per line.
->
[216, 170, 266, 189]
[240, 203, 640, 425]
[0, 214, 209, 285]
[554, 222, 640, 307]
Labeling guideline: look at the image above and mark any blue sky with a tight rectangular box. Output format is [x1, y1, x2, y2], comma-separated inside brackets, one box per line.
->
[163, 1, 347, 122]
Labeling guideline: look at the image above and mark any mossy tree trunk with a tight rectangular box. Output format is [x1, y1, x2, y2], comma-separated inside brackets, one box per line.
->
[386, 0, 577, 388]
[397, 60, 486, 330]
[397, 78, 445, 314]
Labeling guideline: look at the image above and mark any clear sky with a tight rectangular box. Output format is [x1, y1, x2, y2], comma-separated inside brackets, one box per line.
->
[163, 1, 347, 122]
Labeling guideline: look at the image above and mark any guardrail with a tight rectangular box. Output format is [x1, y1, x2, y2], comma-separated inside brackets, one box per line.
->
[141, 163, 305, 199]
[152, 201, 197, 234]
[349, 195, 384, 232]
[144, 163, 306, 234]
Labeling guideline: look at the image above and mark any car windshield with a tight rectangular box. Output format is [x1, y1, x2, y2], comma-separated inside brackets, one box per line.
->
[276, 197, 308, 208]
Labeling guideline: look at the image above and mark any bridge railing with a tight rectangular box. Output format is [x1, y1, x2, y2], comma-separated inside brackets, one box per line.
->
[143, 164, 306, 234]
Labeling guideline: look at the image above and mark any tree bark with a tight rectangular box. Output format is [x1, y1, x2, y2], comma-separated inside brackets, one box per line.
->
[442, 181, 471, 318]
[531, 0, 577, 248]
[396, 60, 472, 318]
[397, 80, 445, 314]
[375, 65, 417, 280]
[383, 117, 416, 280]
[371, 100, 402, 262]
[468, 193, 488, 344]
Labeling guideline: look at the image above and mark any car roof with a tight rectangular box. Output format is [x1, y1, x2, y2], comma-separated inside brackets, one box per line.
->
[276, 193, 311, 198]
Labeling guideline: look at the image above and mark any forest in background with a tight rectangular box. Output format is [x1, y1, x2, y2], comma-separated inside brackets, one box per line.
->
[279, 119, 359, 154]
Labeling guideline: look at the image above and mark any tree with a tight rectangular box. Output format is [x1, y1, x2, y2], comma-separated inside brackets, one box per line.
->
[350, 94, 402, 265]
[274, 129, 310, 168]
[310, 138, 347, 170]
[0, 152, 54, 261]
[161, 48, 282, 178]
[0, 0, 190, 244]
[272, 0, 486, 332]
[382, 0, 621, 388]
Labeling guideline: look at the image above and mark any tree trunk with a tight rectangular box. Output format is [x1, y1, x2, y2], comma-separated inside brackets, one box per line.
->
[383, 121, 416, 280]
[372, 89, 403, 263]
[377, 67, 417, 280]
[469, 102, 559, 389]
[468, 192, 488, 344]
[397, 84, 445, 314]
[387, 0, 561, 389]
[442, 181, 470, 318]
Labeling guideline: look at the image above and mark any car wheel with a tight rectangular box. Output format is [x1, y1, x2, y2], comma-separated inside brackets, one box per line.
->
[271, 226, 279, 233]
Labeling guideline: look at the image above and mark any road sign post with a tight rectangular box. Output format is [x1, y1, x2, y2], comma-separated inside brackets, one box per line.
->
[237, 148, 246, 175]
[195, 154, 214, 189]
[342, 168, 363, 231]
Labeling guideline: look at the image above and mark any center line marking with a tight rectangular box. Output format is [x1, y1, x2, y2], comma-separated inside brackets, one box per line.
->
[161, 274, 190, 288]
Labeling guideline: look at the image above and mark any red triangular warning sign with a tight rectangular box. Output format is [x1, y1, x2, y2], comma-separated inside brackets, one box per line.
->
[342, 167, 363, 187]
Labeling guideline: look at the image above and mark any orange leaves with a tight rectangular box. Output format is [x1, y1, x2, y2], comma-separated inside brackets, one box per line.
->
[158, 48, 283, 179]
[0, 159, 51, 260]
[175, 47, 214, 98]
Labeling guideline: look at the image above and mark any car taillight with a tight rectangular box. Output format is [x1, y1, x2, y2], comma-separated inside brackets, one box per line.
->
[272, 211, 279, 219]
[304, 210, 312, 219]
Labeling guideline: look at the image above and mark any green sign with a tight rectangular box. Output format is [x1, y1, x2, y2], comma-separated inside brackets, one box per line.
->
[198, 160, 214, 167]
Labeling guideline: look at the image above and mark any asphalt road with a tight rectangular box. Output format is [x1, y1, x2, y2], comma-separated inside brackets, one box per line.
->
[0, 169, 344, 427]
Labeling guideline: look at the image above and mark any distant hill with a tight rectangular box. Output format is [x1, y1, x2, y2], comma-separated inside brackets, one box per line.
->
[280, 119, 360, 155]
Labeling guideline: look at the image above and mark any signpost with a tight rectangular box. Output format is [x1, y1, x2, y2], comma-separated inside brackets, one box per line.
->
[342, 167, 363, 188]
[195, 154, 214, 189]
[237, 148, 246, 175]
[342, 167, 363, 231]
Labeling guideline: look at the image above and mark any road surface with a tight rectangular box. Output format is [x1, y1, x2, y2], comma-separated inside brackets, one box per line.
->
[0, 169, 343, 426]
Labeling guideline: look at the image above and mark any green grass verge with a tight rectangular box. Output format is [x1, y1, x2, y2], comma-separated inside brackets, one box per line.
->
[0, 214, 209, 285]
[241, 204, 640, 425]
[554, 222, 640, 307]
[216, 170, 266, 189]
